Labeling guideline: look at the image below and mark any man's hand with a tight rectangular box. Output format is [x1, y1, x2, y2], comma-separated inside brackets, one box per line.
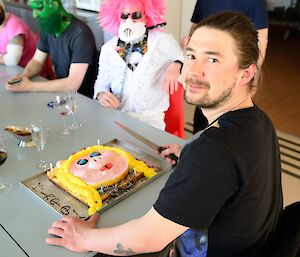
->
[5, 75, 33, 92]
[97, 92, 120, 109]
[6, 73, 23, 83]
[46, 214, 99, 252]
[162, 62, 181, 95]
[158, 144, 181, 165]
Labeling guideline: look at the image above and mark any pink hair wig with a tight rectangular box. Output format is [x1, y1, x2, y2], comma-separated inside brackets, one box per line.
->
[99, 0, 166, 34]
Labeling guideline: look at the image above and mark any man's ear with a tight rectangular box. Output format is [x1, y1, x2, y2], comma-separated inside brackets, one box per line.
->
[240, 64, 257, 85]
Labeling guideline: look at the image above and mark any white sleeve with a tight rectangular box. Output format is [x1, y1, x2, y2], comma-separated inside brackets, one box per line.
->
[160, 34, 185, 63]
[93, 45, 112, 99]
[3, 44, 23, 66]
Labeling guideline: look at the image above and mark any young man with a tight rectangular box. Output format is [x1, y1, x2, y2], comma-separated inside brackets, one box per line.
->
[5, 0, 98, 98]
[46, 12, 282, 257]
[182, 0, 269, 133]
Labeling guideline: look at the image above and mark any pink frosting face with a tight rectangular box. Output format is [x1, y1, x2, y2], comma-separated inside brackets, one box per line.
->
[69, 150, 128, 185]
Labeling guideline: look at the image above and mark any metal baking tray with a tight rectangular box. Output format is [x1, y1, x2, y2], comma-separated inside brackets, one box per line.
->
[21, 139, 171, 220]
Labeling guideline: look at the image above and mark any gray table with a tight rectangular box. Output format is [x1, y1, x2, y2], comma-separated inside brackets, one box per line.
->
[0, 65, 23, 79]
[0, 65, 185, 257]
[0, 224, 27, 257]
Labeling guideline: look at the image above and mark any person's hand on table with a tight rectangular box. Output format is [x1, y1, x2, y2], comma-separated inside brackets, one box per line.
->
[5, 73, 23, 84]
[97, 92, 120, 109]
[162, 62, 181, 95]
[158, 143, 181, 166]
[5, 74, 32, 92]
[46, 214, 99, 252]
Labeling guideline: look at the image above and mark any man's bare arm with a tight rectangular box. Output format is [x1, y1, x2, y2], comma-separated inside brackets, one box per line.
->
[47, 207, 188, 255]
[23, 49, 48, 78]
[7, 60, 88, 92]
[24, 63, 88, 92]
[86, 208, 188, 255]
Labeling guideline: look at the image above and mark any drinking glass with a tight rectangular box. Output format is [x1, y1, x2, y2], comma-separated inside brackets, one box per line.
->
[0, 134, 12, 193]
[53, 93, 72, 135]
[31, 120, 49, 170]
[67, 91, 82, 129]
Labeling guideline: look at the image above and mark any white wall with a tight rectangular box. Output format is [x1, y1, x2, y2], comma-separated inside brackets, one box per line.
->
[164, 0, 182, 41]
[164, 0, 197, 41]
[180, 0, 197, 38]
[165, 0, 198, 40]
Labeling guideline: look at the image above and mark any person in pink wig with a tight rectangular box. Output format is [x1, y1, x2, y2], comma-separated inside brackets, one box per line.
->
[93, 0, 184, 130]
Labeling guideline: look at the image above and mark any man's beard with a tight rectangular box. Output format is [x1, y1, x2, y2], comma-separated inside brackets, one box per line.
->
[38, 13, 63, 35]
[184, 78, 236, 109]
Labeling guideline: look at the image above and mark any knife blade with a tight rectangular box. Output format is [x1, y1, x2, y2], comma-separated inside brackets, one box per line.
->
[114, 121, 178, 164]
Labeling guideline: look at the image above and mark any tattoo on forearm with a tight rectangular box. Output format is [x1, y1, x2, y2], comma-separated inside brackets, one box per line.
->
[113, 243, 136, 256]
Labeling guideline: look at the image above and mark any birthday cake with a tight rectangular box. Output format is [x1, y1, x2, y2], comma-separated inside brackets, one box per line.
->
[47, 145, 156, 215]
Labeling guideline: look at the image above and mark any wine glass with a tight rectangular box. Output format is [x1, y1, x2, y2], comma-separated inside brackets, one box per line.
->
[53, 93, 72, 135]
[0, 134, 12, 193]
[31, 120, 49, 170]
[67, 91, 82, 129]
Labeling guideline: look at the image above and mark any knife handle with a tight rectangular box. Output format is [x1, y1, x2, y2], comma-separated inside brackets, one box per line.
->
[157, 146, 179, 164]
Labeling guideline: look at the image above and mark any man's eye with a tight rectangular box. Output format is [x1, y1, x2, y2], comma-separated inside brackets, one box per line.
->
[186, 54, 195, 60]
[208, 58, 218, 63]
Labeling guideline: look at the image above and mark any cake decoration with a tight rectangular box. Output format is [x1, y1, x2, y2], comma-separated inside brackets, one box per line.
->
[47, 145, 156, 215]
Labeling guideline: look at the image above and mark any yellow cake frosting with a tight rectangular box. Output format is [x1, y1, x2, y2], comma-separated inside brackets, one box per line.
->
[47, 145, 156, 216]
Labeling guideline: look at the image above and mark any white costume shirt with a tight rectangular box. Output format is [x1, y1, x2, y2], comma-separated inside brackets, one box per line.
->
[94, 30, 184, 130]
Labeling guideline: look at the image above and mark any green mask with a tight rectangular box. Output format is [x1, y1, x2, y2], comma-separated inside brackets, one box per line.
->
[28, 0, 73, 36]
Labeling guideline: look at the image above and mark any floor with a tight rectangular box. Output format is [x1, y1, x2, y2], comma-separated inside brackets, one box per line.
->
[183, 25, 300, 207]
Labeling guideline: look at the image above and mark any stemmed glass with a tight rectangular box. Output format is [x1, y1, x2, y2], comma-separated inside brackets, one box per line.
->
[31, 120, 49, 170]
[0, 134, 12, 193]
[67, 91, 82, 129]
[53, 93, 72, 135]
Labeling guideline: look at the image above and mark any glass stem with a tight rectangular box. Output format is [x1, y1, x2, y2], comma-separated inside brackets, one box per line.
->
[72, 113, 78, 126]
[70, 113, 81, 129]
[62, 116, 70, 135]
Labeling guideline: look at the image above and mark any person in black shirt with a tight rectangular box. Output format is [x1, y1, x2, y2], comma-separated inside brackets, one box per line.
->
[46, 12, 283, 257]
[5, 0, 98, 98]
[181, 0, 269, 133]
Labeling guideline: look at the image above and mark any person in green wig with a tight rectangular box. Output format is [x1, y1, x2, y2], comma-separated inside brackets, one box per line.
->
[5, 0, 98, 98]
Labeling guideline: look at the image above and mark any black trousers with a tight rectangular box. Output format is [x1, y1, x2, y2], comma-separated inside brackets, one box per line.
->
[193, 107, 208, 134]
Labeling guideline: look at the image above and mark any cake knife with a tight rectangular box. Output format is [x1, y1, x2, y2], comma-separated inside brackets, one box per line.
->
[114, 121, 178, 165]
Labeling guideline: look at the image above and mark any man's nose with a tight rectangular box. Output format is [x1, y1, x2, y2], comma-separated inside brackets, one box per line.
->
[190, 60, 205, 78]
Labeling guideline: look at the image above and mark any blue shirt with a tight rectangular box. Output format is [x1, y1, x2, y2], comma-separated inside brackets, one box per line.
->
[191, 0, 268, 29]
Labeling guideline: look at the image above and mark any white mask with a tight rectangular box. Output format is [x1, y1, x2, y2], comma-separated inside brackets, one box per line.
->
[118, 18, 146, 44]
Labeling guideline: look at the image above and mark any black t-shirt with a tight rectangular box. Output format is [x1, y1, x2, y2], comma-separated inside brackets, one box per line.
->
[154, 106, 283, 257]
[38, 17, 98, 98]
[191, 0, 269, 29]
